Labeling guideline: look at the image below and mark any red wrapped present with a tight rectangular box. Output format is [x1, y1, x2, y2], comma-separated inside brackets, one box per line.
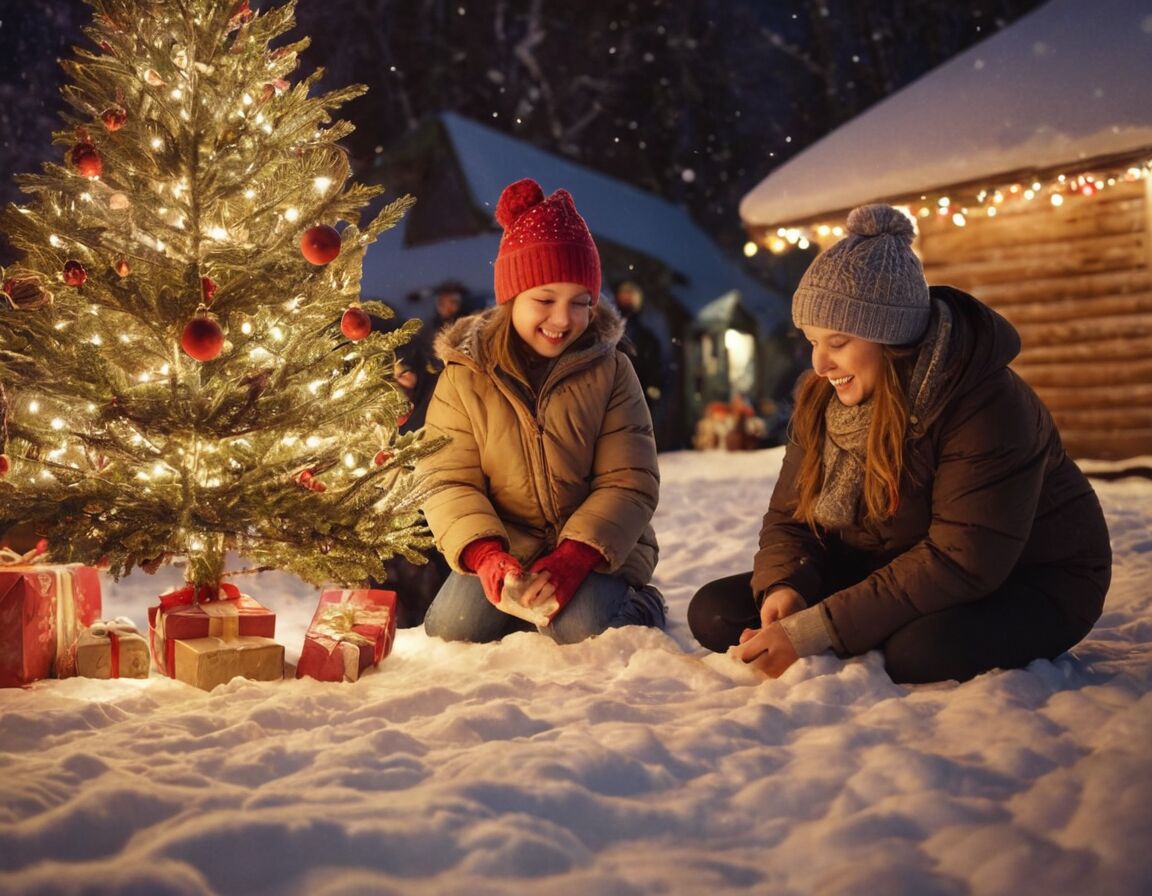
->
[147, 582, 275, 678]
[173, 635, 283, 691]
[74, 617, 150, 680]
[296, 589, 396, 682]
[0, 548, 103, 687]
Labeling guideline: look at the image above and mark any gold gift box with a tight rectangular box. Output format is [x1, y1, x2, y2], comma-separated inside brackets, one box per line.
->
[75, 625, 150, 679]
[172, 635, 284, 691]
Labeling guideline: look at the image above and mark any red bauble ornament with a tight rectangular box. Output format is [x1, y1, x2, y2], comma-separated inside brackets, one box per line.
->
[181, 316, 225, 361]
[62, 260, 88, 287]
[0, 455, 9, 477]
[300, 224, 341, 265]
[71, 142, 103, 177]
[293, 469, 314, 487]
[228, 0, 255, 30]
[101, 105, 127, 131]
[201, 276, 218, 304]
[373, 449, 393, 466]
[114, 258, 130, 277]
[340, 306, 372, 340]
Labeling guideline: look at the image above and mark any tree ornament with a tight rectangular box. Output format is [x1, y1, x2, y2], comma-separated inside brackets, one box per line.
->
[340, 305, 372, 340]
[114, 257, 131, 277]
[71, 142, 103, 177]
[0, 455, 8, 477]
[2, 274, 54, 310]
[108, 192, 130, 211]
[201, 276, 218, 304]
[373, 449, 392, 466]
[101, 105, 127, 131]
[300, 224, 341, 265]
[144, 69, 165, 87]
[228, 0, 255, 31]
[181, 314, 225, 362]
[260, 79, 290, 102]
[62, 260, 88, 287]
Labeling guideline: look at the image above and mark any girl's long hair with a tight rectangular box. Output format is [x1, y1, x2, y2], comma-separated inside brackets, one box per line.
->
[790, 345, 918, 528]
[483, 303, 522, 379]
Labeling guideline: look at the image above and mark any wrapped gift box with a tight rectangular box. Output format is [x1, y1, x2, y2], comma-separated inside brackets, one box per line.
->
[74, 618, 150, 679]
[148, 584, 275, 678]
[296, 589, 396, 683]
[173, 635, 284, 691]
[0, 558, 102, 687]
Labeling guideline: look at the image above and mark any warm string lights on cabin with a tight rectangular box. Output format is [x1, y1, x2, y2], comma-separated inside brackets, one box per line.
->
[745, 157, 1152, 256]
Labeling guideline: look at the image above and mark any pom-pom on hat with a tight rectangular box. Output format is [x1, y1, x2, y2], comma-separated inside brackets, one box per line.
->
[792, 204, 930, 345]
[493, 178, 601, 305]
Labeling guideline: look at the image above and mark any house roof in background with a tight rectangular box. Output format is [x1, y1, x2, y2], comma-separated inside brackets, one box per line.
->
[361, 112, 785, 333]
[740, 0, 1152, 228]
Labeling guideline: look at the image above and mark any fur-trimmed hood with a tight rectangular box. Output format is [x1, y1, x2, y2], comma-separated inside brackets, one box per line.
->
[433, 300, 627, 372]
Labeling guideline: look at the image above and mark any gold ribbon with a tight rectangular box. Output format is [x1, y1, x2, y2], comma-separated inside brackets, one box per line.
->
[200, 602, 241, 641]
[313, 602, 390, 648]
[0, 546, 48, 566]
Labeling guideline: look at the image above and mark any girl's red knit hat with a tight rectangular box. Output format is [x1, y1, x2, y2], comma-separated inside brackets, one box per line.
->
[492, 178, 601, 305]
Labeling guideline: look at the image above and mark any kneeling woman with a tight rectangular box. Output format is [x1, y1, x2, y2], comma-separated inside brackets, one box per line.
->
[689, 204, 1111, 684]
[419, 178, 664, 644]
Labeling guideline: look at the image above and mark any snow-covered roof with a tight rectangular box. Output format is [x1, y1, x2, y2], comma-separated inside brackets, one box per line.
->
[740, 0, 1152, 228]
[361, 112, 785, 333]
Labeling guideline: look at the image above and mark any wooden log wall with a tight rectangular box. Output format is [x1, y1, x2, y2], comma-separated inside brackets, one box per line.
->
[917, 178, 1152, 460]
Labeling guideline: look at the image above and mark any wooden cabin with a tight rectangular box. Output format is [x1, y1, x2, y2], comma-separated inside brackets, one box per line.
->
[740, 0, 1152, 460]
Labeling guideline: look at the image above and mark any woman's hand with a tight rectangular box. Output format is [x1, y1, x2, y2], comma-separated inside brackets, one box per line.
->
[731, 624, 800, 678]
[759, 586, 805, 628]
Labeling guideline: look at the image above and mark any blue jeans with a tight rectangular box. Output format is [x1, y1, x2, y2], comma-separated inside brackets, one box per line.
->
[425, 571, 640, 644]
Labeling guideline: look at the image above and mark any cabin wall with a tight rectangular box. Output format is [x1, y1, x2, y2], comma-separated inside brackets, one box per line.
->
[917, 179, 1152, 460]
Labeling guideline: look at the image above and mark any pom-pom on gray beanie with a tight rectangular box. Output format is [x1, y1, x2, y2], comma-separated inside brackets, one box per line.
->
[792, 204, 930, 345]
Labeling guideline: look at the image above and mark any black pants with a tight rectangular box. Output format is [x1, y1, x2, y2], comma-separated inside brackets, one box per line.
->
[687, 568, 1107, 684]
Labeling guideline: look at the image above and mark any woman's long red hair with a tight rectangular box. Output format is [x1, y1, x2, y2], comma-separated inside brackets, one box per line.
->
[790, 346, 917, 528]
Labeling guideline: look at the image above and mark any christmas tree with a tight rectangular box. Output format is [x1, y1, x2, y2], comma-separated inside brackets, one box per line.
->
[0, 0, 442, 591]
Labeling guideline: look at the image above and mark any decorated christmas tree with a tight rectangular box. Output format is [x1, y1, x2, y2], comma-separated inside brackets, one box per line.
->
[0, 0, 441, 592]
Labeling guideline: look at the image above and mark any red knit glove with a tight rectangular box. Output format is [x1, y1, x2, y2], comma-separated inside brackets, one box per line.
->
[528, 539, 603, 612]
[461, 537, 523, 606]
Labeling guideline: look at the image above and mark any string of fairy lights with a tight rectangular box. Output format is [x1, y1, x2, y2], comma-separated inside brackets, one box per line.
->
[5, 1, 405, 505]
[745, 157, 1152, 256]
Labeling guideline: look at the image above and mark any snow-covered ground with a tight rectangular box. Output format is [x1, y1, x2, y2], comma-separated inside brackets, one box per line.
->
[1, 447, 1150, 895]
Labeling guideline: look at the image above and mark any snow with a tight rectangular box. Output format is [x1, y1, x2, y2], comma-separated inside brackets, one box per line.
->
[2, 447, 1152, 895]
[740, 0, 1152, 227]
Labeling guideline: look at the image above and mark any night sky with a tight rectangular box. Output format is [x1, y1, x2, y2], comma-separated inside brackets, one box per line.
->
[0, 0, 1044, 267]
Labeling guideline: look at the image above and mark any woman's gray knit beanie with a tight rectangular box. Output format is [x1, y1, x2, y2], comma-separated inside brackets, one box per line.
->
[792, 204, 930, 345]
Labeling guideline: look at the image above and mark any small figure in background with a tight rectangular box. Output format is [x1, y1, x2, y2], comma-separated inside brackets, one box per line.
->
[392, 337, 442, 434]
[613, 279, 666, 422]
[371, 328, 449, 627]
[428, 280, 468, 337]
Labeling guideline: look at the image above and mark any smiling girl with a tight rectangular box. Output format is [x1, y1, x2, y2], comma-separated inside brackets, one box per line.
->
[418, 178, 665, 644]
[688, 204, 1111, 684]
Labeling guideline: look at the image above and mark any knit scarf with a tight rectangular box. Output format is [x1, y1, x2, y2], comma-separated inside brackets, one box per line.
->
[812, 299, 952, 531]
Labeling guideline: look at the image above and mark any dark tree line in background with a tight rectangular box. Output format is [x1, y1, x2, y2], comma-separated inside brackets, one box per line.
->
[0, 0, 1043, 266]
